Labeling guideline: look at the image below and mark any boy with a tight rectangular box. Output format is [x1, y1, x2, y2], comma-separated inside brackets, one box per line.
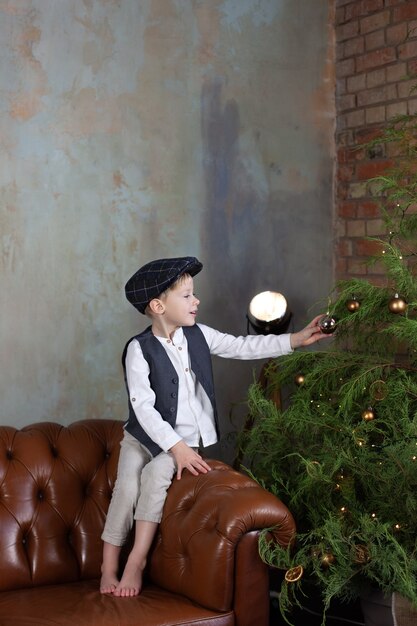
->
[100, 256, 327, 597]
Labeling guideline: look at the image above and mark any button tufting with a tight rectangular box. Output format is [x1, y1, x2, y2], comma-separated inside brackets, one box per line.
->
[6, 450, 12, 460]
[38, 492, 44, 500]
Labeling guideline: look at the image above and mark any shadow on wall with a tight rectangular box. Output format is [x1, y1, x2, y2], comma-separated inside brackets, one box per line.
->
[199, 77, 273, 463]
[200, 76, 290, 324]
[201, 76, 258, 322]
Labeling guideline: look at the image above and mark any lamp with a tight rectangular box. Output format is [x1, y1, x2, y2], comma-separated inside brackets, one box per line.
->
[234, 290, 291, 470]
[247, 290, 292, 335]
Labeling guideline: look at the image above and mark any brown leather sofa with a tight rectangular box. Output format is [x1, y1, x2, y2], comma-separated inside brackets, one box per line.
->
[0, 419, 296, 626]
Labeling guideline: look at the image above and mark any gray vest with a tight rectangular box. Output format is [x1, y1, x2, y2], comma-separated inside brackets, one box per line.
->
[124, 324, 219, 456]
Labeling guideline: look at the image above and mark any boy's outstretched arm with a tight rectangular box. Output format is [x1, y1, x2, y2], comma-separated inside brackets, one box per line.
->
[290, 314, 329, 349]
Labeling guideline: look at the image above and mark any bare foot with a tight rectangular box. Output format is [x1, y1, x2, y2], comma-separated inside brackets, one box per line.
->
[100, 571, 119, 594]
[113, 557, 146, 597]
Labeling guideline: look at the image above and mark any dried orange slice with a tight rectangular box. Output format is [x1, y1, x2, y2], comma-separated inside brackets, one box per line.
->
[284, 565, 304, 583]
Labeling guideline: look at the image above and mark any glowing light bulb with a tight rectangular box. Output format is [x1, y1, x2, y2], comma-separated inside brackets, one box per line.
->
[249, 291, 287, 322]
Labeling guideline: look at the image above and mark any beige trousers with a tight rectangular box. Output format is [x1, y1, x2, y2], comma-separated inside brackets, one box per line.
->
[101, 430, 177, 547]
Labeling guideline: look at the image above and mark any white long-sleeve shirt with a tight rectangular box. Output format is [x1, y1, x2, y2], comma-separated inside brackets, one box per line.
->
[125, 323, 293, 452]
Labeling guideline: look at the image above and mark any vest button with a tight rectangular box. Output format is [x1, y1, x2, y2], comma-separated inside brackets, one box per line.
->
[170, 407, 175, 413]
[172, 378, 178, 384]
[171, 392, 177, 398]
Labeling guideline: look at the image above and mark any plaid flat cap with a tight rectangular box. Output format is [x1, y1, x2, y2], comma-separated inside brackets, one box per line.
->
[125, 256, 203, 314]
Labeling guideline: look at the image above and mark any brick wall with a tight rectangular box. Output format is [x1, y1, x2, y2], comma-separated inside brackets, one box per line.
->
[335, 0, 417, 284]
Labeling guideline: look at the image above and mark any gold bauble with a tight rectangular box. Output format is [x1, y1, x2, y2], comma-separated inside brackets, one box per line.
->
[284, 565, 304, 583]
[346, 298, 360, 312]
[321, 552, 336, 569]
[294, 373, 305, 386]
[362, 407, 375, 422]
[388, 293, 407, 314]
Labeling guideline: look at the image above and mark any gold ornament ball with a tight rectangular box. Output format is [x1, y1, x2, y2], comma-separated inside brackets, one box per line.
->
[294, 373, 305, 386]
[321, 552, 336, 569]
[388, 294, 407, 314]
[362, 407, 375, 422]
[346, 298, 360, 312]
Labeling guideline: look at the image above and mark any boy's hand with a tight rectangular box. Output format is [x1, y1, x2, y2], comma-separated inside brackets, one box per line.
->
[290, 314, 330, 349]
[169, 440, 212, 480]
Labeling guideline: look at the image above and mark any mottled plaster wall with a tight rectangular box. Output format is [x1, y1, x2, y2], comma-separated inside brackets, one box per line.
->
[1, 0, 335, 461]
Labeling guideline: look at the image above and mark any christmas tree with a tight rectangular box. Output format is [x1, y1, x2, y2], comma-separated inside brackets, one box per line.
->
[239, 113, 417, 624]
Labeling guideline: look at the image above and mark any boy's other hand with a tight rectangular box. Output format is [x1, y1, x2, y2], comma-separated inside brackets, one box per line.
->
[290, 314, 331, 349]
[169, 440, 211, 480]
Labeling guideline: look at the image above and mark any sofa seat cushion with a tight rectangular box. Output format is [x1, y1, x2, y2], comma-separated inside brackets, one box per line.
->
[0, 580, 234, 626]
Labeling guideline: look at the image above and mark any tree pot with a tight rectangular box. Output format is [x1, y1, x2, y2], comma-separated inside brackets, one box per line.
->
[360, 589, 394, 626]
[392, 593, 417, 626]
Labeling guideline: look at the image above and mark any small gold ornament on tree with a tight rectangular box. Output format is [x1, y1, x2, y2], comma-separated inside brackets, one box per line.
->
[294, 373, 305, 386]
[388, 293, 407, 314]
[346, 296, 360, 312]
[321, 552, 336, 569]
[362, 407, 375, 422]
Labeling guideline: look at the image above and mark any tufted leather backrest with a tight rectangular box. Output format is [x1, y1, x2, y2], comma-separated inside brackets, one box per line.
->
[0, 420, 122, 591]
